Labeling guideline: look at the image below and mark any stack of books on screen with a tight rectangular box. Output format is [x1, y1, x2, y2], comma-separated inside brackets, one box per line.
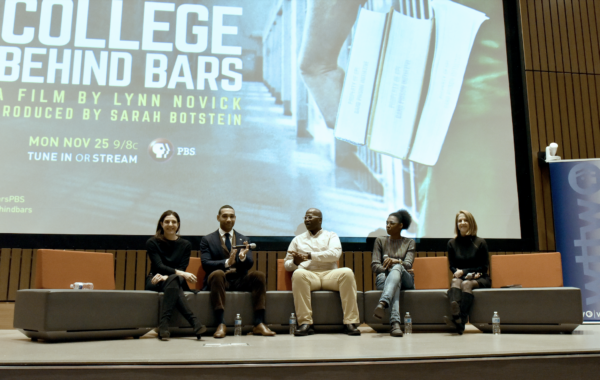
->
[335, 0, 488, 166]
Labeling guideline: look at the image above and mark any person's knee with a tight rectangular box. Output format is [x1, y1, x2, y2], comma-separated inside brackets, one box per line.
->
[389, 264, 404, 275]
[208, 270, 226, 285]
[292, 269, 308, 284]
[461, 281, 475, 292]
[338, 268, 356, 281]
[163, 274, 180, 288]
[375, 273, 386, 290]
[249, 271, 266, 282]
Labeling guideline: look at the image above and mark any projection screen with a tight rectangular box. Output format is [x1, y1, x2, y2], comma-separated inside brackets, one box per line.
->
[0, 0, 521, 238]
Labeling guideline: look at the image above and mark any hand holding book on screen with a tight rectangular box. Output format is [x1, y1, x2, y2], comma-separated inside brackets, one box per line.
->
[335, 0, 488, 166]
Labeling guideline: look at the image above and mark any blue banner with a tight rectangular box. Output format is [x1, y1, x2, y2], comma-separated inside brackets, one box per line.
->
[550, 159, 600, 322]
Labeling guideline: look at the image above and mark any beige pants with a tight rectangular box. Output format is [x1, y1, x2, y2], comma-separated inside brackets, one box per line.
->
[291, 267, 360, 325]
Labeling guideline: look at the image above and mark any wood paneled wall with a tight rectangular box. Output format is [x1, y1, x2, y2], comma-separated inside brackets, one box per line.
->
[520, 0, 600, 250]
[0, 248, 527, 302]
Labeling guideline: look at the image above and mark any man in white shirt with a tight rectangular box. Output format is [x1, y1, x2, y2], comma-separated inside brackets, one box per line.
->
[285, 208, 361, 336]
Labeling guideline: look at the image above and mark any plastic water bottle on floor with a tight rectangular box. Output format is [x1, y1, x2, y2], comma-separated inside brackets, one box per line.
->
[492, 311, 501, 335]
[70, 282, 84, 289]
[234, 314, 242, 336]
[83, 283, 94, 290]
[289, 313, 297, 335]
[404, 312, 412, 334]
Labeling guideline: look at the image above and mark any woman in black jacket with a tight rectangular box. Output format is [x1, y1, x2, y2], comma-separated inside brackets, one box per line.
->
[444, 210, 491, 335]
[146, 210, 206, 340]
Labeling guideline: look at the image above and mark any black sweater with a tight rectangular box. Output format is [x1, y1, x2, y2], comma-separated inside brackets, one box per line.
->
[447, 235, 489, 276]
[146, 236, 191, 276]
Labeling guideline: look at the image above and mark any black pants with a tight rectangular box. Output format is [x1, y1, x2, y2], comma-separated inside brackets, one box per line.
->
[145, 273, 187, 292]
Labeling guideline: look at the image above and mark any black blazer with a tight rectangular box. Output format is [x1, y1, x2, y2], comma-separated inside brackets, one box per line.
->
[200, 229, 254, 290]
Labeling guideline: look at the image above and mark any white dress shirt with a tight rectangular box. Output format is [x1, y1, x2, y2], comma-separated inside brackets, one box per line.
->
[284, 229, 342, 272]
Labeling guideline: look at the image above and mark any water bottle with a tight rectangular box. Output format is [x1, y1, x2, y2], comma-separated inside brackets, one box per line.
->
[289, 313, 297, 335]
[70, 282, 84, 289]
[83, 283, 94, 290]
[492, 311, 501, 335]
[404, 312, 412, 334]
[234, 314, 242, 336]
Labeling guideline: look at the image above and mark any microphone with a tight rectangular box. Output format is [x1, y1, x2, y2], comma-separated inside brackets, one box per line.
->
[232, 243, 256, 249]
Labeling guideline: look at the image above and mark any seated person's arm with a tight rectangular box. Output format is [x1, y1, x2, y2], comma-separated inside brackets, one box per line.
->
[175, 242, 196, 283]
[371, 238, 386, 274]
[309, 232, 342, 262]
[284, 239, 300, 271]
[448, 241, 462, 277]
[466, 239, 490, 276]
[235, 241, 254, 270]
[402, 240, 416, 270]
[200, 237, 228, 272]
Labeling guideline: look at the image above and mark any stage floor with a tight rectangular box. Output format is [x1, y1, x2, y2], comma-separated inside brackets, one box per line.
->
[1, 325, 599, 366]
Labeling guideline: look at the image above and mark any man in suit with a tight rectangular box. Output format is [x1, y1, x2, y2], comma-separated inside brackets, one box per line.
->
[200, 205, 276, 338]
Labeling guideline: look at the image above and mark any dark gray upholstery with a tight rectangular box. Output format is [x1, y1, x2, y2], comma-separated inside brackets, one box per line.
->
[265, 291, 364, 323]
[265, 291, 365, 333]
[470, 287, 583, 333]
[170, 291, 366, 334]
[163, 291, 254, 335]
[364, 290, 455, 332]
[13, 289, 158, 341]
[14, 287, 584, 341]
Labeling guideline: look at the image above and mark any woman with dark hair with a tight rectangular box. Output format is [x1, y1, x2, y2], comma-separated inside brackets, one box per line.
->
[444, 210, 491, 335]
[371, 209, 415, 337]
[146, 210, 206, 340]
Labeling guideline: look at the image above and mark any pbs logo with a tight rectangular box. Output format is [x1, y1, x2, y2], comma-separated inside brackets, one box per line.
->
[148, 138, 175, 162]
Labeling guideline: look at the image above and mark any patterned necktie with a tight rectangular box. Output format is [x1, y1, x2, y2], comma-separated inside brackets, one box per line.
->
[225, 232, 232, 252]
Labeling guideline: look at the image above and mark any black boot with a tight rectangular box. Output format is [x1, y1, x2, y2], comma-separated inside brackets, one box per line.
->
[459, 292, 475, 333]
[158, 287, 179, 340]
[175, 288, 206, 340]
[448, 288, 462, 319]
[444, 288, 464, 335]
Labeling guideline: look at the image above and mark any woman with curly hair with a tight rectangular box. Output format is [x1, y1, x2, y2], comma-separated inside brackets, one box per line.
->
[371, 209, 416, 337]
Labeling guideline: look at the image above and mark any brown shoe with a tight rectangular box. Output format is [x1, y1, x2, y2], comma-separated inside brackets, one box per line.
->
[252, 323, 276, 336]
[213, 323, 226, 339]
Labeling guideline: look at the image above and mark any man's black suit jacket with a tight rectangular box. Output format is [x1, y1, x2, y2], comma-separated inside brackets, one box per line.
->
[200, 229, 254, 290]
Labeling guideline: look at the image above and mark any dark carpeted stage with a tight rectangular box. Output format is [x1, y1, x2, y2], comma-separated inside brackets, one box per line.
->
[0, 325, 599, 379]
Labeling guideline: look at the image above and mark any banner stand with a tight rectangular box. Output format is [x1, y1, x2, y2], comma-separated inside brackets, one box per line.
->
[549, 159, 600, 322]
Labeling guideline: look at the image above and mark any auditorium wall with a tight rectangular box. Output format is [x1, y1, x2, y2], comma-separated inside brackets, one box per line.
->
[520, 0, 600, 251]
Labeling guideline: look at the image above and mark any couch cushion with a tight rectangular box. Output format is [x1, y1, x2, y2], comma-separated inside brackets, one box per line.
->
[470, 287, 582, 324]
[277, 259, 293, 291]
[364, 290, 452, 325]
[14, 289, 158, 331]
[469, 287, 582, 333]
[185, 257, 205, 290]
[35, 250, 115, 290]
[412, 256, 450, 289]
[491, 252, 563, 288]
[265, 291, 364, 324]
[163, 291, 253, 328]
